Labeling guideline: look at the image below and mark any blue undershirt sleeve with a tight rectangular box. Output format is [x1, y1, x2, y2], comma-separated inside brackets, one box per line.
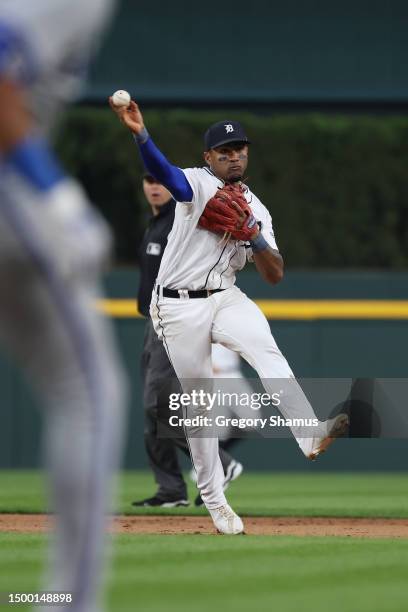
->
[135, 135, 193, 202]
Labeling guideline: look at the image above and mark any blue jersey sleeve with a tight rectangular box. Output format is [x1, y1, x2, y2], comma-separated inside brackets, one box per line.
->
[136, 136, 193, 202]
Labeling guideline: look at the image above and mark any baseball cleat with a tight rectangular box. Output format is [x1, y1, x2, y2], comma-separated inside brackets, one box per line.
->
[194, 494, 204, 507]
[308, 413, 349, 461]
[209, 504, 244, 535]
[223, 459, 243, 490]
[194, 459, 244, 506]
[131, 495, 190, 508]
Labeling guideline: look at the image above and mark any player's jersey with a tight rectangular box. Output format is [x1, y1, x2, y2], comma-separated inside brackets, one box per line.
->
[0, 0, 116, 131]
[155, 167, 278, 291]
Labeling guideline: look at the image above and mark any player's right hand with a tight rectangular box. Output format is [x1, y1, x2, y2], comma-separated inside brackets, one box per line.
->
[108, 98, 145, 135]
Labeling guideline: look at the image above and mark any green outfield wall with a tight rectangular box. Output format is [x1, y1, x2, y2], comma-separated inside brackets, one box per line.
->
[87, 1, 407, 103]
[56, 110, 408, 268]
[1, 269, 408, 470]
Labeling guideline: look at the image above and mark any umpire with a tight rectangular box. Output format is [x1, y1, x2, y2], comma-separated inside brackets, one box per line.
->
[134, 174, 240, 507]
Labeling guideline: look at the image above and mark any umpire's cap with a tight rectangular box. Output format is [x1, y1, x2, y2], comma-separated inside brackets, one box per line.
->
[142, 172, 160, 183]
[204, 120, 251, 150]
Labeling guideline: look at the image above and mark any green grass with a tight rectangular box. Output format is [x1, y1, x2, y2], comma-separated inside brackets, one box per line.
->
[1, 471, 408, 611]
[0, 534, 408, 612]
[0, 470, 407, 517]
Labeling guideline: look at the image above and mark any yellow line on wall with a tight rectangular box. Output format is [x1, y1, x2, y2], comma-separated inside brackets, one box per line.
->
[96, 299, 408, 320]
[96, 299, 140, 317]
[256, 300, 408, 320]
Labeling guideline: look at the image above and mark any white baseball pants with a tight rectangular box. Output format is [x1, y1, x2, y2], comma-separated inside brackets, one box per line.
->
[151, 285, 320, 510]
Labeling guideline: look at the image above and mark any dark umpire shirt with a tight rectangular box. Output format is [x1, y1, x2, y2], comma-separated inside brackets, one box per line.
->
[137, 199, 176, 316]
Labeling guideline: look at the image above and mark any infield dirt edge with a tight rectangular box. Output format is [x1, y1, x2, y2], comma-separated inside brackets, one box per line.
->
[1, 515, 408, 538]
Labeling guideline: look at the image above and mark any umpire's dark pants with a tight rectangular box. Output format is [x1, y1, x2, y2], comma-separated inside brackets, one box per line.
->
[142, 319, 233, 499]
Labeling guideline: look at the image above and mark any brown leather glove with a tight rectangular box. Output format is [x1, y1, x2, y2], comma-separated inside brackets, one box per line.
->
[198, 183, 258, 241]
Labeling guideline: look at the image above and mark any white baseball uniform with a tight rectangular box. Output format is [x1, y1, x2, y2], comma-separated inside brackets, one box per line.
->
[0, 2, 125, 612]
[150, 167, 322, 510]
[211, 343, 255, 440]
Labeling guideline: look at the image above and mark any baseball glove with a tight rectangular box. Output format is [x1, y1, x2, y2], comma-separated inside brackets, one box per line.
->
[198, 183, 258, 241]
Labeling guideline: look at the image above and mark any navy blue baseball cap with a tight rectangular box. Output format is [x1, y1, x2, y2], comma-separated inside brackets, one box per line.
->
[204, 120, 251, 150]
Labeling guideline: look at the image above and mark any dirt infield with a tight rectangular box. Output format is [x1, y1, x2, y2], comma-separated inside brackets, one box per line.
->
[2, 514, 408, 538]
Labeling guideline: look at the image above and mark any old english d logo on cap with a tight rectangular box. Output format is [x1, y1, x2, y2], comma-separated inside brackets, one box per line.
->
[204, 120, 250, 150]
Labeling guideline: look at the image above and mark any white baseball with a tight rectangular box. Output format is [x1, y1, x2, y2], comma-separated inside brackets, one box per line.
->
[112, 89, 131, 107]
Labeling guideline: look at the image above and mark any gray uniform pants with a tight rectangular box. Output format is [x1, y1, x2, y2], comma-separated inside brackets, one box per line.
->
[142, 319, 232, 499]
[0, 177, 126, 612]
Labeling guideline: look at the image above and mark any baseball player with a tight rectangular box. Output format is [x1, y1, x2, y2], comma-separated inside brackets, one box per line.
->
[110, 98, 348, 535]
[133, 174, 243, 507]
[0, 1, 126, 610]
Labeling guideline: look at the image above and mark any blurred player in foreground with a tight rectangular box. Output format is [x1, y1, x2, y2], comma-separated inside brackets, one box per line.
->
[134, 175, 242, 507]
[0, 1, 126, 610]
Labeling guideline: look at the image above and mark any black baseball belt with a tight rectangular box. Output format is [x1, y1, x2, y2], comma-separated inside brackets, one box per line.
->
[156, 285, 225, 299]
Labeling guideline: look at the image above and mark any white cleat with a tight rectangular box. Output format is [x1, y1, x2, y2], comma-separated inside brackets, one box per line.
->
[308, 413, 349, 461]
[190, 459, 244, 490]
[209, 504, 244, 535]
[223, 460, 243, 491]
